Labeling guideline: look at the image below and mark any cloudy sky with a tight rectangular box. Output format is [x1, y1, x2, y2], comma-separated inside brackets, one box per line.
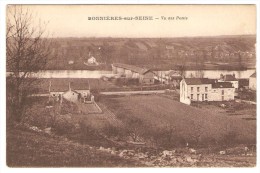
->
[7, 5, 256, 38]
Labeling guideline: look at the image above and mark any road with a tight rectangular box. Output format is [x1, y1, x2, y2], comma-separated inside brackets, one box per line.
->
[100, 90, 165, 96]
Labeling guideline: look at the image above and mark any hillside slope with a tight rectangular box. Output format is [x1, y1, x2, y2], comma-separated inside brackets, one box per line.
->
[6, 127, 142, 167]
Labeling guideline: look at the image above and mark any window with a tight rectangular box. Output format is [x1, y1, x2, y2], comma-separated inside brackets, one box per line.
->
[202, 94, 204, 101]
[222, 95, 224, 101]
[222, 90, 224, 95]
[205, 94, 208, 99]
[205, 87, 208, 92]
[191, 94, 193, 100]
[191, 87, 193, 93]
[197, 94, 199, 101]
[197, 87, 200, 92]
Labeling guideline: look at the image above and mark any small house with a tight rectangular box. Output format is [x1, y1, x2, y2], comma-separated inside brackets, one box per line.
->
[48, 79, 91, 103]
[87, 56, 98, 64]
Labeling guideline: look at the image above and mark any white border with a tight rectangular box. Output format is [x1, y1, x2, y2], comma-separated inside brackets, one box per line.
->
[0, 1, 259, 173]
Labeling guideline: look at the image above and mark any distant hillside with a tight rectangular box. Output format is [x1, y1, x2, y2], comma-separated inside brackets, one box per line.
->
[12, 35, 257, 71]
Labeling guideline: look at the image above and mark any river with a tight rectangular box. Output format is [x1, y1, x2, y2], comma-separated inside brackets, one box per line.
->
[6, 69, 255, 79]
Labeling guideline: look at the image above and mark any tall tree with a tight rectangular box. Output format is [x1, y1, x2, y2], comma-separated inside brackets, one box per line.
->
[6, 5, 52, 122]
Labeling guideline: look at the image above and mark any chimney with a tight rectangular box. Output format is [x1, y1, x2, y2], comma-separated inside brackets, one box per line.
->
[49, 81, 51, 92]
[220, 73, 224, 80]
[69, 82, 71, 91]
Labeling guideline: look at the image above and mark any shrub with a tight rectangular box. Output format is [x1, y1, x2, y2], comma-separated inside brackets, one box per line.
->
[102, 125, 125, 138]
[52, 115, 75, 135]
[23, 104, 52, 129]
[79, 121, 100, 142]
[60, 99, 79, 115]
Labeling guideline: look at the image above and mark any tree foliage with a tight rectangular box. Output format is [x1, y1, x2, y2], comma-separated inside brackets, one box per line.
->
[6, 5, 52, 122]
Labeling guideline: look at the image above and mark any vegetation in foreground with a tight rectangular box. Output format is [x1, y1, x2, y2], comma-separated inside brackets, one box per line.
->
[7, 126, 142, 167]
[6, 94, 256, 167]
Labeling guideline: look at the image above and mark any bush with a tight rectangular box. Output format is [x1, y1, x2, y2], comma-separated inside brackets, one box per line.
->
[60, 99, 79, 115]
[23, 104, 52, 129]
[102, 125, 125, 138]
[79, 121, 100, 142]
[52, 115, 75, 135]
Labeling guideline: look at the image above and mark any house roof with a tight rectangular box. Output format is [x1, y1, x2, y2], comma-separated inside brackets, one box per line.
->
[250, 72, 256, 78]
[223, 74, 238, 81]
[48, 79, 90, 92]
[184, 78, 215, 85]
[212, 82, 234, 88]
[112, 63, 150, 74]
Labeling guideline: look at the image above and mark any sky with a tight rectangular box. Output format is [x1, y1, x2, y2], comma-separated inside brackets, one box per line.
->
[7, 4, 256, 38]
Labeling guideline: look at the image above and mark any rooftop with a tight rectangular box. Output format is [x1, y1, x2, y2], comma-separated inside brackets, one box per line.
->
[222, 74, 238, 81]
[184, 78, 215, 85]
[212, 82, 234, 88]
[112, 63, 150, 74]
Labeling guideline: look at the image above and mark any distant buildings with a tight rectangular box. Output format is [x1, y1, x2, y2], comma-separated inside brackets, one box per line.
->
[165, 70, 182, 88]
[249, 72, 256, 91]
[84, 56, 99, 66]
[68, 60, 74, 65]
[180, 78, 235, 105]
[112, 63, 155, 84]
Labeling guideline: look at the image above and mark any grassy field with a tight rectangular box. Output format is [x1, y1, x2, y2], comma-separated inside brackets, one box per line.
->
[100, 95, 256, 146]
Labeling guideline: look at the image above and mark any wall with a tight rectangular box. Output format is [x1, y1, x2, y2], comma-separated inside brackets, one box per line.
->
[187, 84, 212, 101]
[249, 77, 256, 90]
[132, 72, 140, 78]
[180, 80, 191, 105]
[209, 88, 235, 101]
[140, 71, 155, 84]
[125, 69, 133, 78]
[116, 67, 125, 76]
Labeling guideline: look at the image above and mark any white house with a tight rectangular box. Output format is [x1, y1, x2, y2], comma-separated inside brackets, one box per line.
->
[180, 78, 235, 105]
[249, 72, 256, 91]
[87, 56, 98, 65]
[49, 79, 91, 103]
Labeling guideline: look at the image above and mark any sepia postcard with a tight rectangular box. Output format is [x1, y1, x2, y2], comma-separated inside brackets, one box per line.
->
[2, 2, 259, 172]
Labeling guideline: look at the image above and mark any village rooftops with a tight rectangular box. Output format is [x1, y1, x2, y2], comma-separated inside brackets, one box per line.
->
[112, 63, 150, 74]
[184, 78, 215, 85]
[250, 72, 256, 78]
[212, 82, 234, 88]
